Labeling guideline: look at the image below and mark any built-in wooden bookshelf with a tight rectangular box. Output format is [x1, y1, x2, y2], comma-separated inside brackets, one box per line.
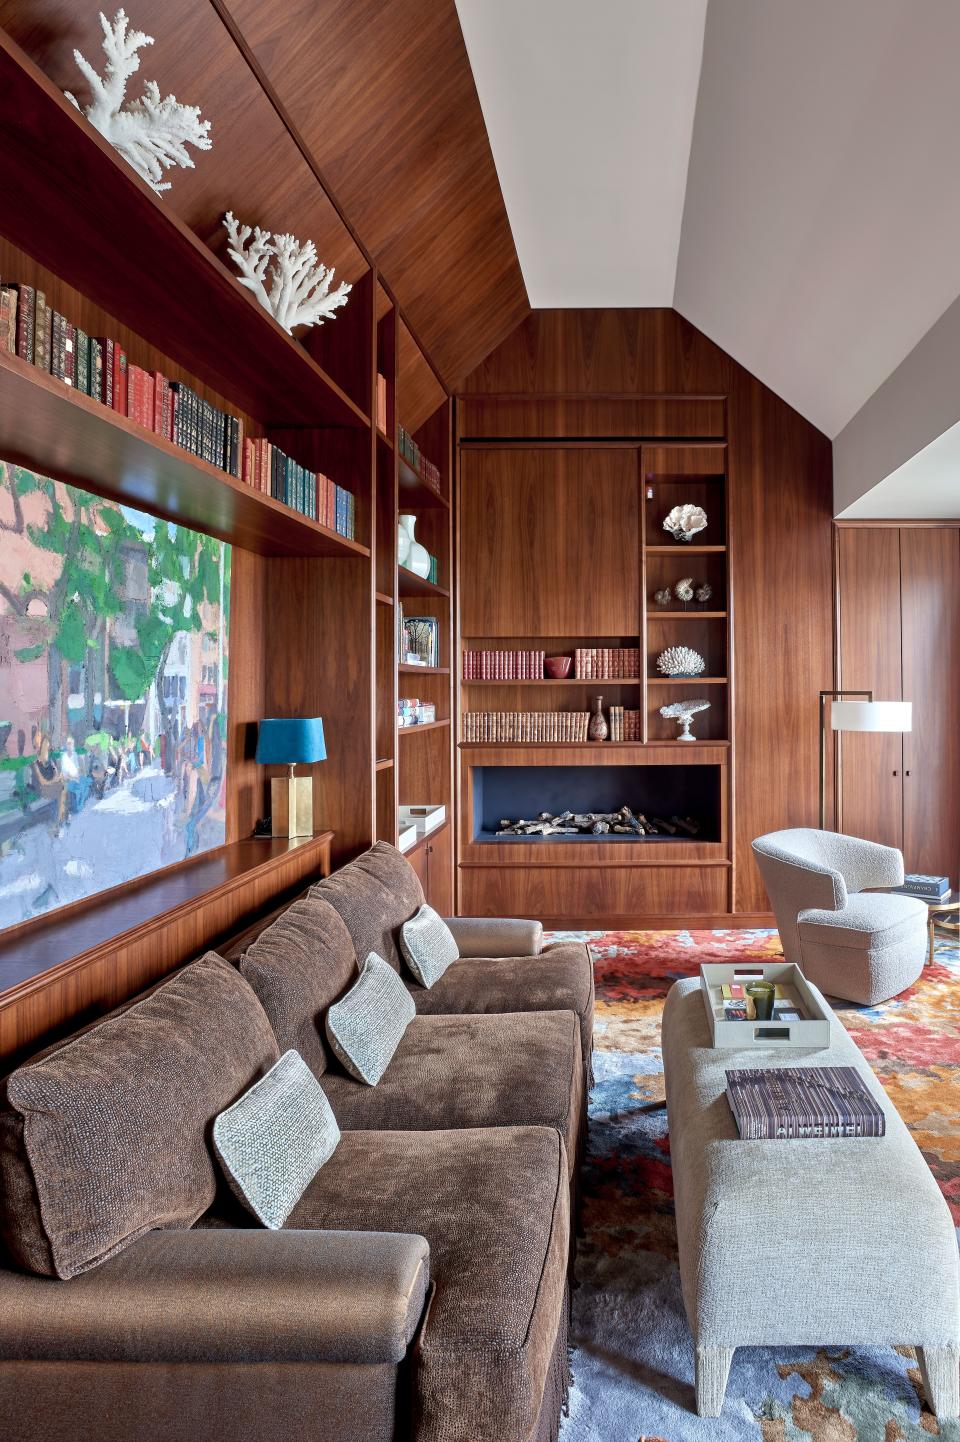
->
[0, 24, 454, 1040]
[455, 437, 732, 924]
[373, 302, 454, 912]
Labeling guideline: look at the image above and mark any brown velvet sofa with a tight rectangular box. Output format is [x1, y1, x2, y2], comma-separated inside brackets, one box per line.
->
[0, 842, 594, 1442]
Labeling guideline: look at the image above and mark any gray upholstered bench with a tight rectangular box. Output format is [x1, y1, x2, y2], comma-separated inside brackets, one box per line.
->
[662, 976, 960, 1419]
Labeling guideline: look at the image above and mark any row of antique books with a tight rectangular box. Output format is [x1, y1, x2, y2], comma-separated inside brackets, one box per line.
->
[574, 648, 641, 679]
[240, 438, 354, 535]
[397, 424, 441, 495]
[0, 281, 245, 476]
[462, 711, 590, 743]
[608, 707, 642, 741]
[462, 650, 546, 680]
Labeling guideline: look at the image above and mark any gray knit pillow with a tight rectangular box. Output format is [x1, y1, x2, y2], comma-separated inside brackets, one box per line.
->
[400, 904, 459, 988]
[325, 952, 415, 1086]
[212, 1050, 340, 1229]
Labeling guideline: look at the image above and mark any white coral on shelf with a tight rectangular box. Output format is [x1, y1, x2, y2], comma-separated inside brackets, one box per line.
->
[223, 212, 352, 334]
[660, 697, 711, 741]
[656, 646, 706, 678]
[663, 503, 707, 542]
[65, 9, 212, 194]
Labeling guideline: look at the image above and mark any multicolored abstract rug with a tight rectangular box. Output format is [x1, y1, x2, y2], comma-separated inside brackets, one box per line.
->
[544, 926, 960, 1441]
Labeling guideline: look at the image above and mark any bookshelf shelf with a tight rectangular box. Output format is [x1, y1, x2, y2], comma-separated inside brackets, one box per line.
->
[399, 664, 450, 674]
[647, 676, 728, 685]
[650, 610, 727, 619]
[376, 591, 395, 607]
[399, 719, 451, 737]
[398, 568, 450, 599]
[462, 677, 643, 686]
[375, 758, 394, 772]
[645, 544, 726, 554]
[398, 454, 449, 509]
[377, 428, 394, 451]
[0, 30, 367, 431]
[0, 351, 370, 560]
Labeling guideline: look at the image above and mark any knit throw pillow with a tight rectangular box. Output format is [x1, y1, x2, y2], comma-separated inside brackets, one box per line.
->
[399, 904, 459, 988]
[213, 1050, 340, 1229]
[325, 952, 415, 1085]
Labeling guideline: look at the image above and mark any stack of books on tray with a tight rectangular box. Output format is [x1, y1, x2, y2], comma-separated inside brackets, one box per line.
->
[726, 1066, 886, 1139]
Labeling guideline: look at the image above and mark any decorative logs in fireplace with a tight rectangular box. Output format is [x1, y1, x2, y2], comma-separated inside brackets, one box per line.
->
[496, 806, 701, 838]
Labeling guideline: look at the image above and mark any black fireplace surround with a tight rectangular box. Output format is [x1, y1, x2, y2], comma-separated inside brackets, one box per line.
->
[472, 764, 720, 842]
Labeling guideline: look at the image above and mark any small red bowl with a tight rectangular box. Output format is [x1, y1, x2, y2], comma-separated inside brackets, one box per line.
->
[544, 656, 572, 679]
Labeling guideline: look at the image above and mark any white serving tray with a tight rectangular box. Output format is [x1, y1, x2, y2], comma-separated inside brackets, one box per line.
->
[699, 961, 831, 1050]
[397, 823, 419, 854]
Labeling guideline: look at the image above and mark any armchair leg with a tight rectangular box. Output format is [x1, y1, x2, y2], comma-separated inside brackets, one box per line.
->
[695, 1344, 734, 1416]
[918, 1345, 959, 1418]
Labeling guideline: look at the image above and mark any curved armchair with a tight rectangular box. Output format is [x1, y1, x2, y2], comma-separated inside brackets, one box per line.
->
[752, 829, 927, 1005]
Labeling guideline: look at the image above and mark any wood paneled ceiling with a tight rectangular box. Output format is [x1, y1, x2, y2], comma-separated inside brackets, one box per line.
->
[0, 0, 529, 392]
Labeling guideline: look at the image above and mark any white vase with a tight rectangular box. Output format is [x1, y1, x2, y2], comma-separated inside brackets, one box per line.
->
[397, 515, 411, 568]
[399, 513, 430, 578]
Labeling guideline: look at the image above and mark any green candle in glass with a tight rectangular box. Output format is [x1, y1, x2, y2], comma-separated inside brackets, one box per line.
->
[745, 979, 776, 1021]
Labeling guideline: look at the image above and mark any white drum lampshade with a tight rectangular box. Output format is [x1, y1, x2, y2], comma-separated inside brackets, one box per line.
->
[831, 700, 912, 733]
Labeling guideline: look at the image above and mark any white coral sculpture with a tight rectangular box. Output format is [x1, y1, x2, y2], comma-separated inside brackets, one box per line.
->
[663, 503, 707, 542]
[656, 646, 706, 678]
[660, 698, 710, 741]
[223, 213, 352, 334]
[65, 10, 212, 194]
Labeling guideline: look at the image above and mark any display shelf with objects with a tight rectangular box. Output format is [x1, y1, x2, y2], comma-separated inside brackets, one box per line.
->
[456, 427, 735, 923]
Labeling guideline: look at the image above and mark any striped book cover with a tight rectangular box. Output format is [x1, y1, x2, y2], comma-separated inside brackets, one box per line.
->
[725, 1066, 886, 1139]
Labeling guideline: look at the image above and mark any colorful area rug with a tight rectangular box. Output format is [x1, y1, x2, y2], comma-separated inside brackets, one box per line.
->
[544, 926, 960, 1441]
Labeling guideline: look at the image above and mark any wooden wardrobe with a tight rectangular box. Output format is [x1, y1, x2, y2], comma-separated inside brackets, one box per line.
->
[835, 524, 960, 888]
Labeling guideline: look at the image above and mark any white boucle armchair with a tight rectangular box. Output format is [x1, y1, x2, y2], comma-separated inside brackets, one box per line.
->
[751, 828, 928, 1005]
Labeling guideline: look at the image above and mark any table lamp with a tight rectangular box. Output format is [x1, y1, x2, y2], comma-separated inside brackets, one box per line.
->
[819, 690, 912, 828]
[256, 717, 326, 838]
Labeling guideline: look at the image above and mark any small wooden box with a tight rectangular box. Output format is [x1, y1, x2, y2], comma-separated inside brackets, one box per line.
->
[699, 961, 831, 1050]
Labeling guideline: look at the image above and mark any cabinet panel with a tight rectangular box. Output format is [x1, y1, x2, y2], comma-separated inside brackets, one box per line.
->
[458, 863, 728, 923]
[901, 528, 960, 887]
[837, 528, 903, 850]
[459, 448, 640, 637]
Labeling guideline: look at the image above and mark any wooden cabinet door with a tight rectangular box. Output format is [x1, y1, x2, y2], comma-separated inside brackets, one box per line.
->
[458, 447, 640, 637]
[837, 528, 904, 849]
[901, 528, 960, 887]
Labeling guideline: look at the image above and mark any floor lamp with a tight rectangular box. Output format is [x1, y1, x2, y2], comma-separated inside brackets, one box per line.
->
[819, 690, 913, 829]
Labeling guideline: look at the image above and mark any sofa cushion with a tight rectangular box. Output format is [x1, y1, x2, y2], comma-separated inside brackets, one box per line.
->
[319, 1010, 583, 1176]
[400, 904, 459, 987]
[405, 941, 595, 1077]
[286, 1125, 569, 1442]
[325, 953, 416, 1086]
[213, 1050, 340, 1229]
[238, 891, 357, 1077]
[798, 892, 928, 950]
[0, 953, 278, 1279]
[310, 841, 424, 971]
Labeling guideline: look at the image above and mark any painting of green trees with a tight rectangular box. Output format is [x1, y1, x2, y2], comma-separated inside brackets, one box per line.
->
[0, 461, 230, 928]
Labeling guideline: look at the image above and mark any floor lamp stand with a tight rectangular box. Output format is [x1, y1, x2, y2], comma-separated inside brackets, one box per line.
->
[819, 689, 872, 830]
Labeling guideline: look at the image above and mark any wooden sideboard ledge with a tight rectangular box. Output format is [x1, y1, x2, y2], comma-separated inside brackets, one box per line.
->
[0, 833, 333, 1069]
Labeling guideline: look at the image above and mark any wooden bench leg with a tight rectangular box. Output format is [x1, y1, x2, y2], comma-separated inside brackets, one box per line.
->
[918, 1345, 960, 1418]
[695, 1344, 734, 1416]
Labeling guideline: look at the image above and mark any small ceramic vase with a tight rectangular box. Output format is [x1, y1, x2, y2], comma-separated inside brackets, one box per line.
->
[588, 695, 609, 742]
[397, 515, 411, 568]
[399, 513, 430, 578]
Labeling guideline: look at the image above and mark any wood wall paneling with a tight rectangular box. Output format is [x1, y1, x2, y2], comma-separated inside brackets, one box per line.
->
[214, 0, 529, 387]
[836, 527, 904, 849]
[900, 527, 960, 885]
[457, 310, 834, 917]
[459, 448, 641, 637]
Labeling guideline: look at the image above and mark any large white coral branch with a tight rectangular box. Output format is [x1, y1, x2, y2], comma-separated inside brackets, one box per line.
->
[65, 9, 211, 194]
[222, 215, 351, 334]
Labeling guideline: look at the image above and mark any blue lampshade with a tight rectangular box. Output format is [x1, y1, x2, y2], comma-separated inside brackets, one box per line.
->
[256, 717, 326, 766]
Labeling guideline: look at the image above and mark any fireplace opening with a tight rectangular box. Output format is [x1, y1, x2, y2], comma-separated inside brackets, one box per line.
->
[472, 765, 721, 842]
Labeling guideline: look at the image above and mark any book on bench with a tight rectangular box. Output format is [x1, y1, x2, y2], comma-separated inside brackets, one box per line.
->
[725, 1066, 886, 1139]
